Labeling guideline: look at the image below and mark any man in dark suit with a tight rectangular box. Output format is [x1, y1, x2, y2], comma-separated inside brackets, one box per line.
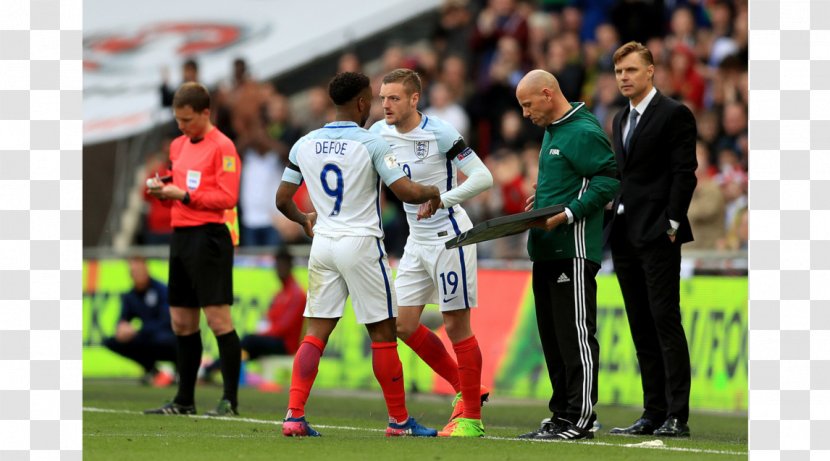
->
[606, 42, 697, 438]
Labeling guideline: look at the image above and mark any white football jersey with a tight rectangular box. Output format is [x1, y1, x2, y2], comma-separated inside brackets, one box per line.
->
[282, 121, 405, 238]
[370, 114, 475, 244]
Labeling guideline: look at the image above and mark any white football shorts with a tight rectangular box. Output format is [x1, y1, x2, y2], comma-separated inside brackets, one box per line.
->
[305, 234, 397, 324]
[395, 238, 477, 312]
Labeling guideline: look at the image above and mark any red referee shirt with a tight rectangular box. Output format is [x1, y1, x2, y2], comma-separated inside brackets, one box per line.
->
[169, 127, 241, 228]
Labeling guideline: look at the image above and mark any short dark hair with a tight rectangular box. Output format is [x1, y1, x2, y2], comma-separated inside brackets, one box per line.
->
[172, 82, 211, 112]
[382, 68, 422, 95]
[183, 58, 198, 71]
[613, 41, 654, 67]
[328, 72, 370, 105]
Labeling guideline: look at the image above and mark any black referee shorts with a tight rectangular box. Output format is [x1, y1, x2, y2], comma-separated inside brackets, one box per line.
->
[168, 223, 234, 308]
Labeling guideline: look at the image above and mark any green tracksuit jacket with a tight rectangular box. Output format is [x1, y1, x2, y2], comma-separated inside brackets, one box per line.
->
[528, 102, 620, 264]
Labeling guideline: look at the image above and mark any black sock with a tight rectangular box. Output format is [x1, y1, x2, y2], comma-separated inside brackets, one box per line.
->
[173, 331, 202, 407]
[216, 330, 241, 408]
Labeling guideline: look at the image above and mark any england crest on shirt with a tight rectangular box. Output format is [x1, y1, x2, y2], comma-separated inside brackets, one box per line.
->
[414, 140, 429, 159]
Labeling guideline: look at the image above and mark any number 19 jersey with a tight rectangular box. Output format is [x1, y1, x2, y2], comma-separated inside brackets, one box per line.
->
[283, 121, 406, 239]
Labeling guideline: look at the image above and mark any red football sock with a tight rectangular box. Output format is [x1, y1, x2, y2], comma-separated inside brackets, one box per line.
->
[453, 335, 483, 419]
[404, 324, 461, 392]
[371, 341, 408, 423]
[287, 335, 326, 419]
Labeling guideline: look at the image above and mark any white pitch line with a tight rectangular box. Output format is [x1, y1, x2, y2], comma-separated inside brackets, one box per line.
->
[83, 407, 379, 432]
[87, 433, 268, 439]
[84, 407, 746, 456]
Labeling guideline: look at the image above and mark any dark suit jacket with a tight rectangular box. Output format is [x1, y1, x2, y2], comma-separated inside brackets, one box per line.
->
[609, 91, 698, 247]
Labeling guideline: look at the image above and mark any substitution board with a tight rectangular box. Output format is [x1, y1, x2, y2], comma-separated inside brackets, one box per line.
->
[444, 204, 566, 249]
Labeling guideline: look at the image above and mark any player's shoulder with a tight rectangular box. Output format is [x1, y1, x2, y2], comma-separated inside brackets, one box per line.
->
[420, 114, 455, 134]
[293, 130, 316, 146]
[326, 124, 387, 147]
[291, 128, 335, 153]
[359, 128, 393, 153]
[368, 120, 392, 135]
[302, 125, 387, 153]
[423, 114, 462, 140]
[422, 115, 465, 154]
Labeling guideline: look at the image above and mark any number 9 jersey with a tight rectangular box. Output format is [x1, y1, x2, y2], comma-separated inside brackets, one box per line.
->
[281, 121, 406, 239]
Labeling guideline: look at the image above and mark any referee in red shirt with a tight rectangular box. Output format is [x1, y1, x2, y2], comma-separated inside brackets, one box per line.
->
[144, 82, 243, 416]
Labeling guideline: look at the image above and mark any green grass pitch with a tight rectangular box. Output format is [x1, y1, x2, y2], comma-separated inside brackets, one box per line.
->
[84, 379, 747, 460]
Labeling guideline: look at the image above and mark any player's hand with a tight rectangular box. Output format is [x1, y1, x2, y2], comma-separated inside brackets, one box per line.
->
[302, 211, 317, 238]
[417, 196, 442, 220]
[417, 202, 432, 220]
[524, 182, 537, 212]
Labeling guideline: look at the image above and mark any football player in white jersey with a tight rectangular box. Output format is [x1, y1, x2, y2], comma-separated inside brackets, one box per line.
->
[275, 72, 440, 438]
[370, 69, 494, 437]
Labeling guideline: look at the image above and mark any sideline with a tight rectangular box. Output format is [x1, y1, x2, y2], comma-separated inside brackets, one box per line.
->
[84, 407, 746, 456]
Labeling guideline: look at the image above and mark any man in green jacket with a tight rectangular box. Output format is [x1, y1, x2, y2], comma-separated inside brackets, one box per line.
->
[515, 70, 620, 440]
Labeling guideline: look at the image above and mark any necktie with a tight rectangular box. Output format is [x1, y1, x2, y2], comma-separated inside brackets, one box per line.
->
[624, 108, 639, 153]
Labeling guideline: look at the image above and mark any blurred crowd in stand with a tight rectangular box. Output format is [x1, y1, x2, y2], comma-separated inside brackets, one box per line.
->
[137, 0, 748, 263]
